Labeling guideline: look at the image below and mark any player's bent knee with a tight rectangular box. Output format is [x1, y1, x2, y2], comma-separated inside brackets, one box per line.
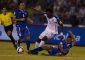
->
[42, 36, 48, 41]
[37, 38, 41, 43]
[7, 31, 12, 36]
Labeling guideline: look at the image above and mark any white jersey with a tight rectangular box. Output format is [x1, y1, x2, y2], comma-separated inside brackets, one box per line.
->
[45, 16, 59, 34]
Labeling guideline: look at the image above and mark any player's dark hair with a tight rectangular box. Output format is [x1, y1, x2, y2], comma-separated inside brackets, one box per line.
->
[46, 8, 53, 18]
[67, 35, 72, 38]
[18, 2, 25, 6]
[46, 9, 53, 13]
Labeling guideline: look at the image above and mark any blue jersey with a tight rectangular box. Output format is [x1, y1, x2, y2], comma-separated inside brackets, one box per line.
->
[14, 9, 28, 22]
[48, 40, 72, 56]
[14, 9, 30, 39]
[54, 16, 61, 25]
[60, 40, 72, 54]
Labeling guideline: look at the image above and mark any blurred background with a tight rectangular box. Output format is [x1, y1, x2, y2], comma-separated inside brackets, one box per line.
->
[0, 0, 85, 26]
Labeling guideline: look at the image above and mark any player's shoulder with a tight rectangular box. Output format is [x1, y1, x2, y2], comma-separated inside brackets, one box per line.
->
[0, 13, 2, 16]
[52, 16, 56, 19]
[14, 9, 21, 12]
[0, 13, 4, 18]
[24, 10, 28, 14]
[54, 16, 60, 19]
[52, 16, 60, 20]
[7, 12, 13, 14]
[7, 12, 13, 16]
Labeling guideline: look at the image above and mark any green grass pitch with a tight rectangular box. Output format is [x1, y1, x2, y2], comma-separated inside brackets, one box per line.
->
[0, 41, 85, 60]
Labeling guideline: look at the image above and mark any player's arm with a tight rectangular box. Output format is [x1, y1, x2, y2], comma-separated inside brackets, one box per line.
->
[27, 17, 33, 24]
[59, 20, 63, 35]
[69, 31, 76, 46]
[56, 17, 63, 35]
[58, 42, 67, 55]
[10, 12, 16, 24]
[15, 18, 25, 22]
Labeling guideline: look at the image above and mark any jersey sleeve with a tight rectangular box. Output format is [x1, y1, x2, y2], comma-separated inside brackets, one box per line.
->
[14, 11, 16, 16]
[10, 12, 14, 17]
[0, 16, 1, 24]
[54, 16, 62, 25]
[53, 17, 57, 23]
[13, 10, 18, 18]
[0, 17, 1, 25]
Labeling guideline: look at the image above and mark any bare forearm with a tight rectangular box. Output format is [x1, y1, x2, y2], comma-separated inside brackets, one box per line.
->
[15, 18, 24, 21]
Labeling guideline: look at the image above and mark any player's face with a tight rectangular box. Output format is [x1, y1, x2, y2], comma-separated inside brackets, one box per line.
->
[47, 11, 53, 18]
[2, 8, 7, 14]
[19, 3, 25, 10]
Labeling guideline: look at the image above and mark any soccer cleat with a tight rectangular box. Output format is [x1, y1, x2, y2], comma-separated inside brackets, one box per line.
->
[28, 50, 32, 54]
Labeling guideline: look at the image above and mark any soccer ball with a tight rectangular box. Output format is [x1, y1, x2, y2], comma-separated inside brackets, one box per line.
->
[17, 46, 24, 54]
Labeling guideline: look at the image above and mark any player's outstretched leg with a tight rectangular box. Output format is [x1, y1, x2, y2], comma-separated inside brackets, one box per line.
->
[35, 38, 41, 48]
[38, 36, 47, 47]
[28, 47, 43, 55]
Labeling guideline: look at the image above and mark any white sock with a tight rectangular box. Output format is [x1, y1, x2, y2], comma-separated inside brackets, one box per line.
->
[35, 42, 39, 48]
[39, 41, 45, 47]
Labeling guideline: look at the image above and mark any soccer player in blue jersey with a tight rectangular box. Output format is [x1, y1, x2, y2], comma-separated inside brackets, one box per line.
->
[28, 31, 76, 56]
[14, 3, 33, 50]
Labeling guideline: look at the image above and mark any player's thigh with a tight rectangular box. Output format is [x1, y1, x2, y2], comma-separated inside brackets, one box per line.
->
[39, 31, 55, 39]
[4, 25, 13, 35]
[45, 31, 55, 39]
[39, 30, 48, 39]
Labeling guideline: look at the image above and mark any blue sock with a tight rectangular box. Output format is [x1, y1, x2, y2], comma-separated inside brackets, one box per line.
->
[24, 30, 30, 50]
[25, 40, 30, 50]
[31, 47, 43, 53]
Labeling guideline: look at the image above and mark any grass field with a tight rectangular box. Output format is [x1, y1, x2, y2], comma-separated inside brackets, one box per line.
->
[0, 41, 85, 60]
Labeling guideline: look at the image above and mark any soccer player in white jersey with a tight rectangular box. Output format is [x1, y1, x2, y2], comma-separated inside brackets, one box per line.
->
[35, 9, 63, 48]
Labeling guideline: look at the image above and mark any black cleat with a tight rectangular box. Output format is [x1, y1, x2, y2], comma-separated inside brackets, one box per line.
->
[28, 50, 32, 54]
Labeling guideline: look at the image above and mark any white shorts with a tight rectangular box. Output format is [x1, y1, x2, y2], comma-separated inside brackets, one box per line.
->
[39, 30, 57, 39]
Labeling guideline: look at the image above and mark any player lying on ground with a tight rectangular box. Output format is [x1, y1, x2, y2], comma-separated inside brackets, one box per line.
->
[28, 31, 76, 56]
[35, 8, 63, 48]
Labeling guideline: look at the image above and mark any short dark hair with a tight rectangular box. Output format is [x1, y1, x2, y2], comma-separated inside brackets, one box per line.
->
[46, 8, 53, 13]
[67, 35, 72, 38]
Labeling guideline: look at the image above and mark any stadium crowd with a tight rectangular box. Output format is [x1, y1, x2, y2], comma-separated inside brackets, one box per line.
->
[0, 0, 85, 26]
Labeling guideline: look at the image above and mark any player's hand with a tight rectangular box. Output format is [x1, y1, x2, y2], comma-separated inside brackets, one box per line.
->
[60, 35, 64, 40]
[30, 20, 33, 24]
[21, 18, 25, 21]
[69, 31, 73, 36]
[27, 18, 33, 24]
[44, 13, 47, 17]
[60, 32, 64, 40]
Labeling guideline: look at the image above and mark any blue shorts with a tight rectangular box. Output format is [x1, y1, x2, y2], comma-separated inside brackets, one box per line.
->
[16, 22, 30, 40]
[48, 46, 60, 56]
